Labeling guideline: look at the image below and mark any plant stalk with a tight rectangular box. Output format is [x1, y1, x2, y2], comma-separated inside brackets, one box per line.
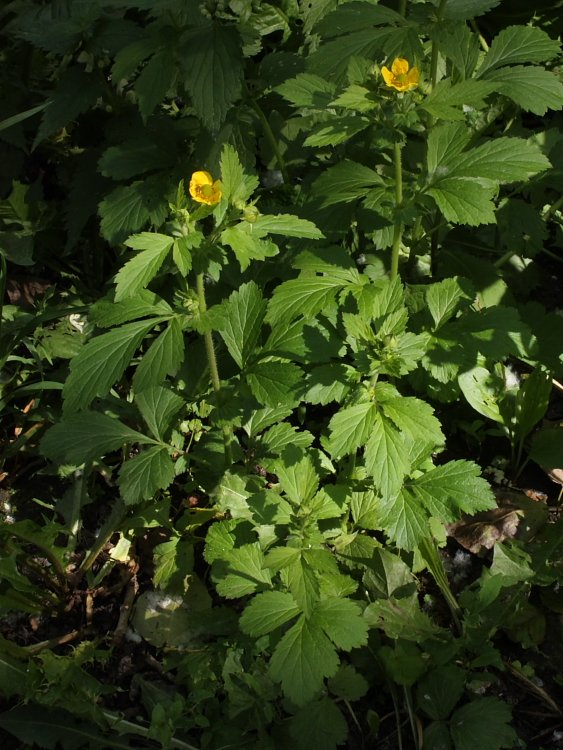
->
[390, 140, 403, 280]
[248, 96, 289, 185]
[196, 272, 233, 466]
[398, 0, 407, 16]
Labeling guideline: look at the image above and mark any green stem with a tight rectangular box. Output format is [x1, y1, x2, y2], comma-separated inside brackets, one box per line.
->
[77, 499, 128, 577]
[390, 140, 403, 280]
[196, 272, 233, 466]
[470, 19, 489, 51]
[398, 0, 407, 16]
[419, 536, 462, 634]
[249, 96, 289, 185]
[543, 193, 563, 221]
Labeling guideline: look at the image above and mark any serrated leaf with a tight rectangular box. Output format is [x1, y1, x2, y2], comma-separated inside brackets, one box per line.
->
[477, 25, 561, 77]
[251, 213, 324, 239]
[314, 2, 403, 38]
[305, 364, 354, 405]
[364, 415, 410, 498]
[172, 236, 193, 275]
[290, 698, 348, 750]
[276, 73, 336, 108]
[119, 446, 175, 505]
[428, 178, 497, 226]
[442, 0, 501, 21]
[449, 137, 551, 183]
[514, 367, 551, 441]
[328, 665, 369, 702]
[98, 139, 172, 180]
[326, 402, 377, 459]
[41, 412, 155, 464]
[364, 596, 443, 640]
[378, 489, 430, 549]
[313, 598, 369, 651]
[417, 665, 466, 720]
[381, 396, 444, 448]
[182, 23, 243, 131]
[135, 51, 176, 121]
[484, 65, 563, 116]
[450, 698, 517, 750]
[267, 275, 348, 324]
[421, 79, 497, 121]
[458, 366, 504, 423]
[246, 361, 303, 407]
[330, 84, 378, 112]
[214, 543, 272, 598]
[269, 615, 339, 706]
[219, 282, 266, 369]
[304, 116, 370, 147]
[153, 536, 194, 591]
[260, 423, 314, 457]
[312, 160, 383, 208]
[275, 446, 319, 506]
[115, 233, 174, 301]
[239, 591, 300, 637]
[409, 460, 495, 523]
[133, 317, 185, 392]
[136, 386, 184, 440]
[287, 555, 320, 615]
[427, 122, 471, 175]
[221, 223, 279, 271]
[219, 144, 258, 205]
[63, 319, 157, 412]
[90, 291, 172, 327]
[426, 277, 472, 330]
[99, 179, 168, 244]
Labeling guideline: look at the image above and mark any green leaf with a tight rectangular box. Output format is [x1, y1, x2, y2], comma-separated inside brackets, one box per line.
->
[153, 536, 194, 592]
[219, 282, 267, 369]
[267, 275, 349, 325]
[529, 428, 563, 471]
[99, 179, 168, 244]
[287, 555, 321, 615]
[312, 160, 383, 208]
[364, 596, 443, 640]
[269, 615, 339, 706]
[378, 489, 430, 550]
[136, 386, 184, 440]
[350, 489, 380, 530]
[514, 367, 551, 441]
[260, 423, 314, 458]
[240, 591, 300, 637]
[326, 402, 377, 459]
[115, 233, 174, 301]
[427, 122, 471, 175]
[63, 319, 157, 412]
[214, 543, 272, 598]
[276, 73, 336, 108]
[477, 25, 561, 77]
[421, 79, 496, 121]
[417, 665, 466, 720]
[220, 223, 279, 271]
[458, 366, 504, 423]
[34, 68, 104, 145]
[0, 706, 137, 750]
[119, 446, 175, 505]
[305, 364, 355, 405]
[251, 213, 324, 240]
[98, 139, 172, 180]
[381, 396, 444, 448]
[428, 178, 497, 226]
[41, 412, 155, 464]
[449, 698, 517, 750]
[133, 317, 185, 392]
[442, 0, 501, 21]
[426, 277, 472, 330]
[0, 653, 30, 698]
[328, 665, 369, 701]
[290, 698, 348, 750]
[483, 66, 563, 116]
[409, 460, 495, 522]
[219, 144, 258, 206]
[304, 116, 370, 147]
[90, 291, 172, 327]
[314, 3, 403, 37]
[181, 23, 244, 131]
[246, 361, 303, 407]
[313, 598, 369, 651]
[275, 446, 319, 506]
[135, 51, 176, 121]
[364, 415, 411, 498]
[172, 236, 193, 275]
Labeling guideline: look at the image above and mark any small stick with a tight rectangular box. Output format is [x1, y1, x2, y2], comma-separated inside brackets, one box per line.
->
[24, 628, 85, 654]
[112, 564, 138, 646]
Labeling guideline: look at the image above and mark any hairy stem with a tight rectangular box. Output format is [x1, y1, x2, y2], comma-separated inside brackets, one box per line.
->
[196, 272, 233, 466]
[390, 140, 403, 280]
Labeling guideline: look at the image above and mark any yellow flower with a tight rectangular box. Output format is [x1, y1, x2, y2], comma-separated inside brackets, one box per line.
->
[381, 58, 420, 92]
[189, 171, 222, 205]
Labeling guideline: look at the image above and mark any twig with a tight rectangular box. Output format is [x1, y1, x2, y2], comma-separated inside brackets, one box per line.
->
[23, 628, 88, 654]
[112, 563, 139, 645]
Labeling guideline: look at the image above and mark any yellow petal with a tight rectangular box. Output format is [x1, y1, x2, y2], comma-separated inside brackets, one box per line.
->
[381, 66, 394, 86]
[190, 171, 213, 187]
[406, 67, 420, 87]
[391, 58, 409, 76]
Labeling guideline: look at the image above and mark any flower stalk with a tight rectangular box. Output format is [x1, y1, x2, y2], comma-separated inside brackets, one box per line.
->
[196, 272, 233, 466]
[390, 139, 403, 280]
